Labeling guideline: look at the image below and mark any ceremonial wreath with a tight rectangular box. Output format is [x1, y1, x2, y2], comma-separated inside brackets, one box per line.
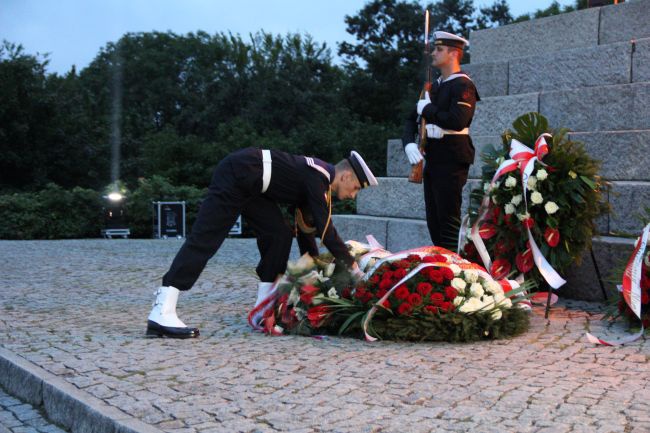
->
[462, 113, 609, 291]
[249, 239, 530, 342]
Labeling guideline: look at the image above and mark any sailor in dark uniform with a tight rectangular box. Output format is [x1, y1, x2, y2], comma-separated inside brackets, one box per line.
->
[402, 31, 480, 250]
[146, 148, 378, 338]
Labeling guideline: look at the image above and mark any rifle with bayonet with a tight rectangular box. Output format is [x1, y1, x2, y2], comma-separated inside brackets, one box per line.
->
[408, 9, 432, 184]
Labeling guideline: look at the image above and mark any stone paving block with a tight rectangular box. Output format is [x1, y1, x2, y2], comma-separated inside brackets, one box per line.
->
[633, 38, 650, 83]
[472, 92, 539, 136]
[386, 139, 409, 177]
[330, 214, 388, 246]
[463, 61, 508, 97]
[599, 0, 650, 45]
[509, 41, 632, 94]
[469, 7, 599, 63]
[356, 177, 425, 219]
[608, 181, 650, 235]
[540, 82, 650, 132]
[568, 130, 650, 181]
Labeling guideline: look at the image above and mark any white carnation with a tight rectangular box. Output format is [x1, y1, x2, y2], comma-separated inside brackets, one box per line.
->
[494, 293, 513, 308]
[327, 287, 339, 299]
[451, 277, 467, 291]
[536, 169, 548, 181]
[485, 281, 504, 296]
[287, 253, 315, 274]
[505, 176, 517, 188]
[469, 283, 484, 298]
[459, 297, 484, 313]
[453, 296, 465, 306]
[527, 176, 537, 190]
[530, 191, 543, 205]
[491, 309, 503, 320]
[449, 264, 462, 276]
[504, 203, 516, 215]
[463, 270, 479, 283]
[482, 295, 495, 307]
[511, 194, 522, 206]
[517, 212, 530, 222]
[545, 201, 559, 214]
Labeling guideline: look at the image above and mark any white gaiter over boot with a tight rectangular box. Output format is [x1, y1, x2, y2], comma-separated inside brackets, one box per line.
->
[255, 282, 274, 307]
[146, 286, 199, 338]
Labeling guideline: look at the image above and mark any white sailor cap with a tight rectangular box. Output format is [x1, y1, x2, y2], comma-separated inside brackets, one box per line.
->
[433, 31, 469, 49]
[348, 151, 378, 188]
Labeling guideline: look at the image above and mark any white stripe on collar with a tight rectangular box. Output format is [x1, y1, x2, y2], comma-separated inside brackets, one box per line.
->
[305, 157, 331, 182]
[438, 73, 472, 84]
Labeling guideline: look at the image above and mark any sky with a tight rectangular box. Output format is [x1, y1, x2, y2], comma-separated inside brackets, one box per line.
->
[1, 0, 577, 75]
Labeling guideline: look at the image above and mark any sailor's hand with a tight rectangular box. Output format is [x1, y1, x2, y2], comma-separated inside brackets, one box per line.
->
[416, 91, 431, 115]
[404, 142, 424, 165]
[350, 262, 365, 282]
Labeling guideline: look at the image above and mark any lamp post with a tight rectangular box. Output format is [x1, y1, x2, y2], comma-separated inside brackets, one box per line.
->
[101, 191, 130, 239]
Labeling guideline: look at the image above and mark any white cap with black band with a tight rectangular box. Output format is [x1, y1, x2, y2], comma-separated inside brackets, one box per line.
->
[348, 151, 378, 188]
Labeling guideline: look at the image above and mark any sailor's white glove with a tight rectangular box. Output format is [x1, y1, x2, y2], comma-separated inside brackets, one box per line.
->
[426, 124, 444, 139]
[416, 91, 431, 115]
[350, 262, 365, 282]
[404, 142, 424, 165]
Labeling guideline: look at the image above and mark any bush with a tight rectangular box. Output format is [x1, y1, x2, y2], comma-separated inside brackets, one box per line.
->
[0, 183, 103, 239]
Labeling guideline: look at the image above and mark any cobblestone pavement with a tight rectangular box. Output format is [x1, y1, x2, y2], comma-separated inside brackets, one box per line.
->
[0, 385, 67, 433]
[0, 239, 649, 433]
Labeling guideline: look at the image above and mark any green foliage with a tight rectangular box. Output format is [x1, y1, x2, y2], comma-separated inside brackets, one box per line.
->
[125, 176, 206, 238]
[0, 184, 103, 239]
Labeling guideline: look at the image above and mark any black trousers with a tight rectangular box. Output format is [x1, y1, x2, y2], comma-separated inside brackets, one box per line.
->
[423, 161, 469, 251]
[162, 149, 293, 291]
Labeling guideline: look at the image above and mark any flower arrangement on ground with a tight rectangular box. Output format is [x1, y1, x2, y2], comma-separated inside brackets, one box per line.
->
[251, 240, 530, 343]
[462, 112, 609, 290]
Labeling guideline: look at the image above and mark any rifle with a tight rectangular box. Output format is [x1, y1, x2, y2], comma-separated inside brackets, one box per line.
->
[408, 9, 432, 184]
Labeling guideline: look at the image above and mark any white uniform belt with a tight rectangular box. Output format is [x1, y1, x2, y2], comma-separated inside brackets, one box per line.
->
[261, 149, 272, 193]
[442, 127, 469, 135]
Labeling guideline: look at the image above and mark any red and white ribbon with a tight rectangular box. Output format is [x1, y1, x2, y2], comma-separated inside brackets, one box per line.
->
[247, 281, 279, 332]
[586, 223, 649, 345]
[471, 134, 566, 289]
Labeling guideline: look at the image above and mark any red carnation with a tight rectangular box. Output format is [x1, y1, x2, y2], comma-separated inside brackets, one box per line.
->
[417, 282, 433, 296]
[379, 279, 393, 291]
[407, 254, 421, 262]
[307, 305, 330, 328]
[439, 301, 454, 312]
[544, 227, 560, 247]
[408, 293, 423, 306]
[430, 292, 445, 306]
[394, 285, 410, 300]
[445, 286, 458, 300]
[354, 287, 366, 300]
[381, 299, 391, 308]
[397, 303, 413, 316]
[424, 305, 439, 314]
[422, 255, 436, 263]
[369, 274, 380, 284]
[376, 289, 388, 299]
[342, 287, 352, 299]
[431, 254, 448, 263]
[491, 259, 511, 280]
[479, 222, 497, 240]
[393, 268, 407, 280]
[427, 268, 444, 284]
[382, 270, 393, 281]
[515, 250, 534, 273]
[300, 284, 320, 304]
[362, 292, 373, 304]
[441, 267, 455, 280]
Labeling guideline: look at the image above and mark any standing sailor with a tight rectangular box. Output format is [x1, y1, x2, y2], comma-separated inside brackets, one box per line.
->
[402, 31, 480, 250]
[146, 147, 377, 338]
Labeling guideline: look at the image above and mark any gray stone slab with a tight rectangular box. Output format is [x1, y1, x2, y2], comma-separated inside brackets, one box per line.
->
[599, 0, 650, 45]
[608, 181, 650, 235]
[386, 218, 431, 251]
[509, 41, 632, 94]
[539, 82, 650, 132]
[356, 177, 426, 219]
[469, 8, 600, 64]
[330, 214, 388, 247]
[0, 355, 43, 407]
[568, 131, 650, 181]
[386, 139, 409, 177]
[633, 38, 650, 83]
[472, 93, 539, 136]
[469, 135, 502, 179]
[463, 62, 508, 97]
[563, 236, 635, 301]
